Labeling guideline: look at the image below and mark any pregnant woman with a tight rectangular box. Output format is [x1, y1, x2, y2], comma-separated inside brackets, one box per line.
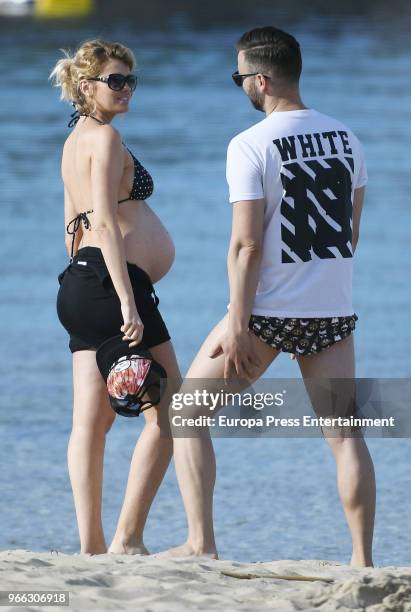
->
[50, 39, 181, 554]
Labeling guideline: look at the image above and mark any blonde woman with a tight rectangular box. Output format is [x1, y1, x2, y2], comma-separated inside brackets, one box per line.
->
[51, 40, 181, 555]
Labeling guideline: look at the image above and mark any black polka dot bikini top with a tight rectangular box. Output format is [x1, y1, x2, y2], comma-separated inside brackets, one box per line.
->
[118, 146, 154, 203]
[66, 112, 154, 262]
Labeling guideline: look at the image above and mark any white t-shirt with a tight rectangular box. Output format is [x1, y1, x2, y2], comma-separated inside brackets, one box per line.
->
[226, 108, 367, 318]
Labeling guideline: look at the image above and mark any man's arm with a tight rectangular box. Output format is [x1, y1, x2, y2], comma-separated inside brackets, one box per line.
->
[209, 198, 265, 379]
[227, 198, 265, 333]
[212, 135, 266, 378]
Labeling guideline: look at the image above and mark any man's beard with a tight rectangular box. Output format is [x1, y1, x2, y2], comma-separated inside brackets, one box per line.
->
[248, 80, 265, 112]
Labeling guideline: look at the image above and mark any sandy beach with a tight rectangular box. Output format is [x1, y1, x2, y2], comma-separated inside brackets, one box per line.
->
[0, 550, 410, 611]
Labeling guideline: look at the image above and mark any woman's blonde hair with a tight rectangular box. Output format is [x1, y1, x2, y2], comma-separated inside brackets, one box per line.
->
[50, 39, 136, 115]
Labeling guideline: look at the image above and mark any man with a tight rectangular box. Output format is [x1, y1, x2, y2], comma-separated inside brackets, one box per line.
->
[159, 26, 375, 566]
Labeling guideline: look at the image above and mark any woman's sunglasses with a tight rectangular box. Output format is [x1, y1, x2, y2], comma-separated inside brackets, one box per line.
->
[232, 70, 271, 87]
[88, 73, 138, 92]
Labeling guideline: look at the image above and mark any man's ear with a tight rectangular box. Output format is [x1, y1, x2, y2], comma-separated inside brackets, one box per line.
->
[256, 73, 266, 91]
[261, 74, 271, 92]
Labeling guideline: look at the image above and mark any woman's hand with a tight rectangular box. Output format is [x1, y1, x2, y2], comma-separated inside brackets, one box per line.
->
[120, 301, 144, 347]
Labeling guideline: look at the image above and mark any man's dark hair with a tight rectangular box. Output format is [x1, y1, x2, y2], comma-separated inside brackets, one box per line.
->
[236, 26, 302, 83]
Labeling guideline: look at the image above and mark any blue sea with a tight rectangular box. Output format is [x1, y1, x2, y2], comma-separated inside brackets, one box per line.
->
[0, 14, 410, 566]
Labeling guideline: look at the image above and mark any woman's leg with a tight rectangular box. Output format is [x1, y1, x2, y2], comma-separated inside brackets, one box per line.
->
[68, 350, 116, 554]
[108, 340, 181, 554]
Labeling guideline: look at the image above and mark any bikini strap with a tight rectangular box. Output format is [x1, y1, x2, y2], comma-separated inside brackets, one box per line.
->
[66, 210, 93, 262]
[68, 108, 83, 128]
[67, 108, 105, 128]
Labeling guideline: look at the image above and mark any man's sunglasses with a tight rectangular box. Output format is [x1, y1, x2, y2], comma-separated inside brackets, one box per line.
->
[88, 73, 138, 92]
[232, 70, 271, 87]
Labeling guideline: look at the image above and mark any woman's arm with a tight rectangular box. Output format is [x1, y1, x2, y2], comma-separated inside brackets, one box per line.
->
[89, 126, 133, 301]
[89, 125, 143, 345]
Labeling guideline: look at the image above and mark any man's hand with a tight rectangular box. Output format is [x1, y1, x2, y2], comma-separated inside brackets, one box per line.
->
[208, 330, 262, 380]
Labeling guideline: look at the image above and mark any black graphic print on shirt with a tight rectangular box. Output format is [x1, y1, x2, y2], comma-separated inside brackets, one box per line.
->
[273, 130, 354, 263]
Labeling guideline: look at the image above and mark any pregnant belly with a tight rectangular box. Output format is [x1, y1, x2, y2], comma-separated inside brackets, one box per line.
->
[120, 201, 175, 283]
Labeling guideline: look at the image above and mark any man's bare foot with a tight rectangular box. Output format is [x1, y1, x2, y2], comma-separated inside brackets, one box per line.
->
[153, 542, 218, 559]
[108, 541, 149, 555]
[350, 553, 374, 567]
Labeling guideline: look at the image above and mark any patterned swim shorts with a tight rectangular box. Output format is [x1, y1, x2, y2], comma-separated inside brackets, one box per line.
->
[249, 313, 358, 356]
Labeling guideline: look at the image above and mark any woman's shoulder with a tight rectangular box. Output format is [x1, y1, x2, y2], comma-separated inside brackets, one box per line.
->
[67, 121, 122, 146]
[62, 122, 124, 168]
[89, 123, 123, 157]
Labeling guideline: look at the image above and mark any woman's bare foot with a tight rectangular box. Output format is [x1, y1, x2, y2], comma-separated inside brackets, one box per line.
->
[76, 543, 108, 556]
[154, 542, 218, 559]
[75, 549, 107, 556]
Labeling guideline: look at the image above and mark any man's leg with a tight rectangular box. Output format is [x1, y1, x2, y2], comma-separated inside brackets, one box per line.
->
[157, 313, 280, 557]
[296, 334, 375, 567]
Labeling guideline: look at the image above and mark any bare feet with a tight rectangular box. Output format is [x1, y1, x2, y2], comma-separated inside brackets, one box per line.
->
[350, 553, 374, 567]
[153, 542, 218, 559]
[108, 541, 149, 555]
[77, 544, 108, 555]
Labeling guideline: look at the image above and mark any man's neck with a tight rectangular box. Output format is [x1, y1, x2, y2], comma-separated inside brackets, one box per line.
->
[264, 94, 307, 116]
